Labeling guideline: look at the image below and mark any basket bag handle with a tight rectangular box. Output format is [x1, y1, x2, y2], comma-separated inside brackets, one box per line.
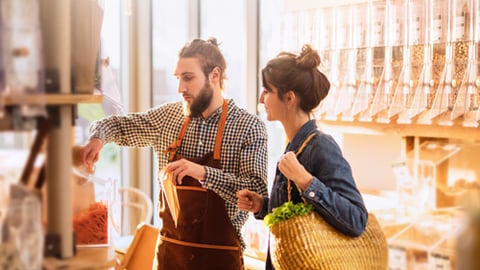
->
[287, 132, 316, 202]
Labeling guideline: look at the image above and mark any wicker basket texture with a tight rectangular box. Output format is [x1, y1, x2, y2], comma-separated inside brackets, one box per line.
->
[269, 212, 388, 270]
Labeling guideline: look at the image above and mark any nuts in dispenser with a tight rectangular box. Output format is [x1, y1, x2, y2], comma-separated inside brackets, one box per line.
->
[73, 201, 109, 245]
[71, 165, 114, 247]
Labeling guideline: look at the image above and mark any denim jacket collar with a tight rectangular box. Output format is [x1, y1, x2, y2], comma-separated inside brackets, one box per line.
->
[285, 119, 318, 154]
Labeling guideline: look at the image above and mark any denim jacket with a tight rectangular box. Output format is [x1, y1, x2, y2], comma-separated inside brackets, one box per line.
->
[255, 120, 368, 269]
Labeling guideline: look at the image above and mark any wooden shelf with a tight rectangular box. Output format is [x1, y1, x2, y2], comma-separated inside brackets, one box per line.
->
[43, 246, 116, 270]
[3, 93, 103, 105]
[319, 118, 480, 141]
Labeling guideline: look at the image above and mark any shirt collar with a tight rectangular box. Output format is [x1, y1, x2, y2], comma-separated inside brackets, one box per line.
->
[192, 99, 234, 123]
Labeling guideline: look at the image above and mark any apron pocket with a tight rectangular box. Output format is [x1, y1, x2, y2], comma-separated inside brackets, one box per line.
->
[157, 236, 242, 270]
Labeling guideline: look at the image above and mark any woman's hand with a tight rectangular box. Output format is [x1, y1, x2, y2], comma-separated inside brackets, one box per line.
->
[237, 189, 263, 213]
[278, 151, 313, 191]
[164, 158, 206, 185]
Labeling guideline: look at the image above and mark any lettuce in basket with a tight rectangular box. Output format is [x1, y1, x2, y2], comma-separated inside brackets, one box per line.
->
[263, 201, 313, 228]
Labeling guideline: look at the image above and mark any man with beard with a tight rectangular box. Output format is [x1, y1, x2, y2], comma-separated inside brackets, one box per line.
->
[79, 37, 268, 269]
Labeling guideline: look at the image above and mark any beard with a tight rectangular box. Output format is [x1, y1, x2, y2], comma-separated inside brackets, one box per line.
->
[184, 80, 214, 118]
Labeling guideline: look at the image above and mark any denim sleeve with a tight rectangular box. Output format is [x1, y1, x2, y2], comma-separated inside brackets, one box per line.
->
[300, 134, 368, 237]
[254, 196, 270, 220]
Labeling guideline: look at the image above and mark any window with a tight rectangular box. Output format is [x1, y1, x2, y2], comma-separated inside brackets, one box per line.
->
[75, 0, 125, 184]
[151, 0, 190, 226]
[200, 0, 248, 108]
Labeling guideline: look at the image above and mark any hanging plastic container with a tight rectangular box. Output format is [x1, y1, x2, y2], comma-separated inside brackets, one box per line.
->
[347, 1, 386, 121]
[399, 0, 432, 123]
[316, 7, 341, 120]
[71, 166, 115, 247]
[389, 0, 425, 123]
[373, 0, 407, 123]
[416, 0, 449, 124]
[436, 0, 472, 125]
[338, 2, 369, 121]
[333, 5, 358, 121]
[312, 9, 327, 119]
[462, 0, 480, 127]
[0, 0, 46, 118]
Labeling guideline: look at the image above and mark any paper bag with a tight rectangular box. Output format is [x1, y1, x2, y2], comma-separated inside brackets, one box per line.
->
[160, 172, 180, 227]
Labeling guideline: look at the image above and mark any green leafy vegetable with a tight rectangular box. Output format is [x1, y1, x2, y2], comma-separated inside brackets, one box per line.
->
[263, 201, 313, 228]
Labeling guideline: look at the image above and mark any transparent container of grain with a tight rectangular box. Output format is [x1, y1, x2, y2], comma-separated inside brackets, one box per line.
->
[397, 0, 431, 124]
[372, 0, 406, 123]
[71, 168, 115, 247]
[347, 1, 386, 121]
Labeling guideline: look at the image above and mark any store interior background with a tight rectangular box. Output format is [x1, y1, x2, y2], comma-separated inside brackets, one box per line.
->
[1, 0, 479, 268]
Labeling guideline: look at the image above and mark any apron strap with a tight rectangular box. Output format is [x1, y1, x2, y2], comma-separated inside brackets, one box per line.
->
[165, 117, 191, 161]
[214, 100, 228, 160]
[164, 99, 228, 161]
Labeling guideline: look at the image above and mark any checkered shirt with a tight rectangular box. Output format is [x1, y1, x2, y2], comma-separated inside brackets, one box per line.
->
[89, 99, 268, 249]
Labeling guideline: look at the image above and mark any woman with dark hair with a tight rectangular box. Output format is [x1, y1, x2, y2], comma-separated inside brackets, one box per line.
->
[237, 45, 368, 269]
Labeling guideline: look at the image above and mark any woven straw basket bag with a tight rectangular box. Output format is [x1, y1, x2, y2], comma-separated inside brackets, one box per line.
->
[269, 211, 388, 270]
[268, 133, 389, 270]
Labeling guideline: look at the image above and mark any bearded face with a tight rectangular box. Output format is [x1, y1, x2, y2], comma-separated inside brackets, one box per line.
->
[185, 79, 214, 117]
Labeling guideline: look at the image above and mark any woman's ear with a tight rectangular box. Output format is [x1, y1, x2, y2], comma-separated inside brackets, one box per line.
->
[286, 90, 296, 105]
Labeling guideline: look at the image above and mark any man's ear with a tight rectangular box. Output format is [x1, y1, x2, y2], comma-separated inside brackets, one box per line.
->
[209, 67, 221, 82]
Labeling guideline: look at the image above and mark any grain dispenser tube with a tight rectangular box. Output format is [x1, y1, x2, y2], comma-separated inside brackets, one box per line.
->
[339, 3, 370, 121]
[399, 0, 433, 123]
[390, 0, 425, 122]
[373, 0, 407, 123]
[320, 7, 342, 121]
[335, 5, 359, 121]
[421, 0, 459, 124]
[437, 0, 473, 125]
[350, 1, 387, 121]
[462, 0, 480, 127]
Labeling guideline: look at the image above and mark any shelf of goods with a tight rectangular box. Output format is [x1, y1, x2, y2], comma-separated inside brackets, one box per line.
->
[0, 0, 108, 268]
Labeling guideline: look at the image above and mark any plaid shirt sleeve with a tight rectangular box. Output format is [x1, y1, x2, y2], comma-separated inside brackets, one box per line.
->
[88, 104, 175, 147]
[203, 115, 268, 203]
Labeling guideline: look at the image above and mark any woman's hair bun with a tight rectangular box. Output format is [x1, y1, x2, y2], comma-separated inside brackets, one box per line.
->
[206, 37, 219, 47]
[296, 44, 321, 70]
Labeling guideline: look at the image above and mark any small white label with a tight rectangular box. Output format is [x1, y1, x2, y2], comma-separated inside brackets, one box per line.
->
[411, 17, 421, 43]
[429, 253, 451, 270]
[389, 246, 407, 270]
[455, 15, 466, 39]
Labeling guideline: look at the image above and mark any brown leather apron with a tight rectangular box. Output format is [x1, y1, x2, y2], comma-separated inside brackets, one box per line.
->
[155, 100, 243, 270]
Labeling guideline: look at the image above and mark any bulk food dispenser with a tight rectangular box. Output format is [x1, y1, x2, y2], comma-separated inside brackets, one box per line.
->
[372, 0, 406, 123]
[386, 0, 425, 123]
[332, 5, 358, 120]
[347, 1, 387, 121]
[460, 0, 480, 127]
[436, 0, 472, 125]
[398, 0, 431, 123]
[316, 7, 341, 120]
[417, 0, 450, 124]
